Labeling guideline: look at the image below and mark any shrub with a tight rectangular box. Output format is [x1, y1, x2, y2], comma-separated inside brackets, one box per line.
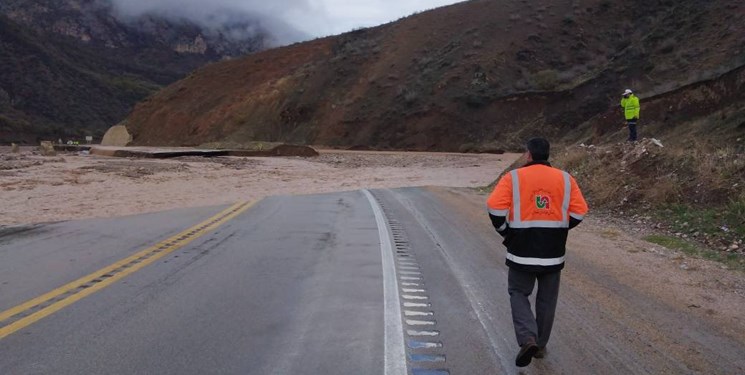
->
[532, 69, 559, 90]
[658, 40, 675, 54]
[403, 90, 419, 105]
[513, 79, 530, 91]
[465, 93, 488, 108]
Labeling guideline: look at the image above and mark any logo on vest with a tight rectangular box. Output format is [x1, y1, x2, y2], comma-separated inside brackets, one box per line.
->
[535, 195, 550, 210]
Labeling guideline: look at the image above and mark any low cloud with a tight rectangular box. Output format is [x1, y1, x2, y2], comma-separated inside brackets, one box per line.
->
[110, 0, 466, 45]
[110, 0, 312, 45]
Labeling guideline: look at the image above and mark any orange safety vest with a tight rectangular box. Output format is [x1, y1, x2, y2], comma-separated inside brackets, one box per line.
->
[487, 162, 588, 272]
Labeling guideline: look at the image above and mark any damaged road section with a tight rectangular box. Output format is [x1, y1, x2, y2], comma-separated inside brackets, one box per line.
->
[89, 144, 319, 159]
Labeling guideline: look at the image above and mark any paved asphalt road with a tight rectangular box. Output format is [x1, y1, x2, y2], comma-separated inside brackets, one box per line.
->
[1, 188, 743, 374]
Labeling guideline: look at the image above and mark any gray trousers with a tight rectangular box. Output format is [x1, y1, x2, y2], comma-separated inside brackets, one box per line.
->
[508, 268, 561, 347]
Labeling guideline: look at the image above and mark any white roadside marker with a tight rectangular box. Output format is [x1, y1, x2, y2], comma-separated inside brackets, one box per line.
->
[402, 295, 428, 300]
[405, 310, 434, 317]
[407, 330, 439, 337]
[406, 319, 435, 326]
[404, 302, 430, 308]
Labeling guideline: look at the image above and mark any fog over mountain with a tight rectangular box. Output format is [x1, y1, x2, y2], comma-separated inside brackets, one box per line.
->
[110, 0, 465, 44]
[109, 0, 306, 45]
[0, 0, 273, 142]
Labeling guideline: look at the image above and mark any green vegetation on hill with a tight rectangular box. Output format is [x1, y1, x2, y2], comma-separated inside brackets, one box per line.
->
[5, 16, 130, 133]
[0, 15, 141, 142]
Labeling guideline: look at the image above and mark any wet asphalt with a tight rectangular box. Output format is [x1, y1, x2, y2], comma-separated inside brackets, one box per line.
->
[0, 188, 743, 374]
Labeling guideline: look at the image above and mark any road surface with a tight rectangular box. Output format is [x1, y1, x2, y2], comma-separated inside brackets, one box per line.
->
[1, 188, 743, 374]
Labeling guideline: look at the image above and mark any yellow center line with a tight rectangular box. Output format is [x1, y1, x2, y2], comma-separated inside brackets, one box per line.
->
[0, 200, 255, 340]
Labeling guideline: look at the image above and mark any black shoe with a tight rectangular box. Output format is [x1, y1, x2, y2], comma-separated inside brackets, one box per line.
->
[516, 342, 539, 367]
[534, 347, 546, 359]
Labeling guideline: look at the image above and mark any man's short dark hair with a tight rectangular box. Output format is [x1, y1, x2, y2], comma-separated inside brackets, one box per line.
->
[527, 137, 550, 161]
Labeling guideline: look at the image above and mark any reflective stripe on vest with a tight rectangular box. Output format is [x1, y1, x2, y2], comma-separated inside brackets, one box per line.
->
[506, 253, 565, 266]
[488, 208, 509, 216]
[509, 169, 571, 229]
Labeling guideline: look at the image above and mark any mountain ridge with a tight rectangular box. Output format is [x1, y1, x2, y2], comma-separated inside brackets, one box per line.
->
[121, 0, 745, 150]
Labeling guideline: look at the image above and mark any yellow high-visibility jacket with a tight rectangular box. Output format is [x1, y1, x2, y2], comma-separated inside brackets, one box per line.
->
[620, 94, 640, 120]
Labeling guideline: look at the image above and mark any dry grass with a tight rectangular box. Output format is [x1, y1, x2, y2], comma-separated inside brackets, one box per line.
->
[555, 139, 745, 257]
[645, 175, 682, 205]
[556, 140, 745, 208]
[600, 228, 621, 239]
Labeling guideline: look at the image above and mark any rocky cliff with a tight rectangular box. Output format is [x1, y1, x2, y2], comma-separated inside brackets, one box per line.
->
[0, 0, 269, 143]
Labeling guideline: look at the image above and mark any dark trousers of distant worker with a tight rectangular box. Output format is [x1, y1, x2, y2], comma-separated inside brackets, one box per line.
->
[627, 119, 638, 142]
[508, 268, 561, 348]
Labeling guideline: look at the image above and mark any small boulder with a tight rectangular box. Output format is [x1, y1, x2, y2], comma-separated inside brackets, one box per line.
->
[10, 143, 19, 153]
[101, 125, 133, 146]
[39, 141, 57, 156]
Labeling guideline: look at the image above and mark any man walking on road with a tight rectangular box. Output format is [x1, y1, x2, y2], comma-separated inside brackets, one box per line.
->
[621, 89, 641, 142]
[486, 138, 589, 367]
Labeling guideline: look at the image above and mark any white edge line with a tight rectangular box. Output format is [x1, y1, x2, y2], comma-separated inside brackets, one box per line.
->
[390, 190, 513, 371]
[363, 189, 407, 375]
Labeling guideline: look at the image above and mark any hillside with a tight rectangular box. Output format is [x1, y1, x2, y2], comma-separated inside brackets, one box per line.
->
[0, 0, 268, 144]
[123, 0, 745, 151]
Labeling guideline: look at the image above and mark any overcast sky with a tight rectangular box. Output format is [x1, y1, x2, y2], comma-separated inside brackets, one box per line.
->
[112, 0, 467, 44]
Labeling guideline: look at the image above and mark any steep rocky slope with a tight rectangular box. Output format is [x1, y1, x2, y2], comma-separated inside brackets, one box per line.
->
[0, 0, 268, 144]
[123, 0, 745, 150]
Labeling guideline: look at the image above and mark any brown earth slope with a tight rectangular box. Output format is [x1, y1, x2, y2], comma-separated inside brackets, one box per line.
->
[123, 0, 745, 150]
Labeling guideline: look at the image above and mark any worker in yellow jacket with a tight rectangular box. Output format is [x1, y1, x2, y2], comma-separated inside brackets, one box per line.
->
[621, 89, 641, 141]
